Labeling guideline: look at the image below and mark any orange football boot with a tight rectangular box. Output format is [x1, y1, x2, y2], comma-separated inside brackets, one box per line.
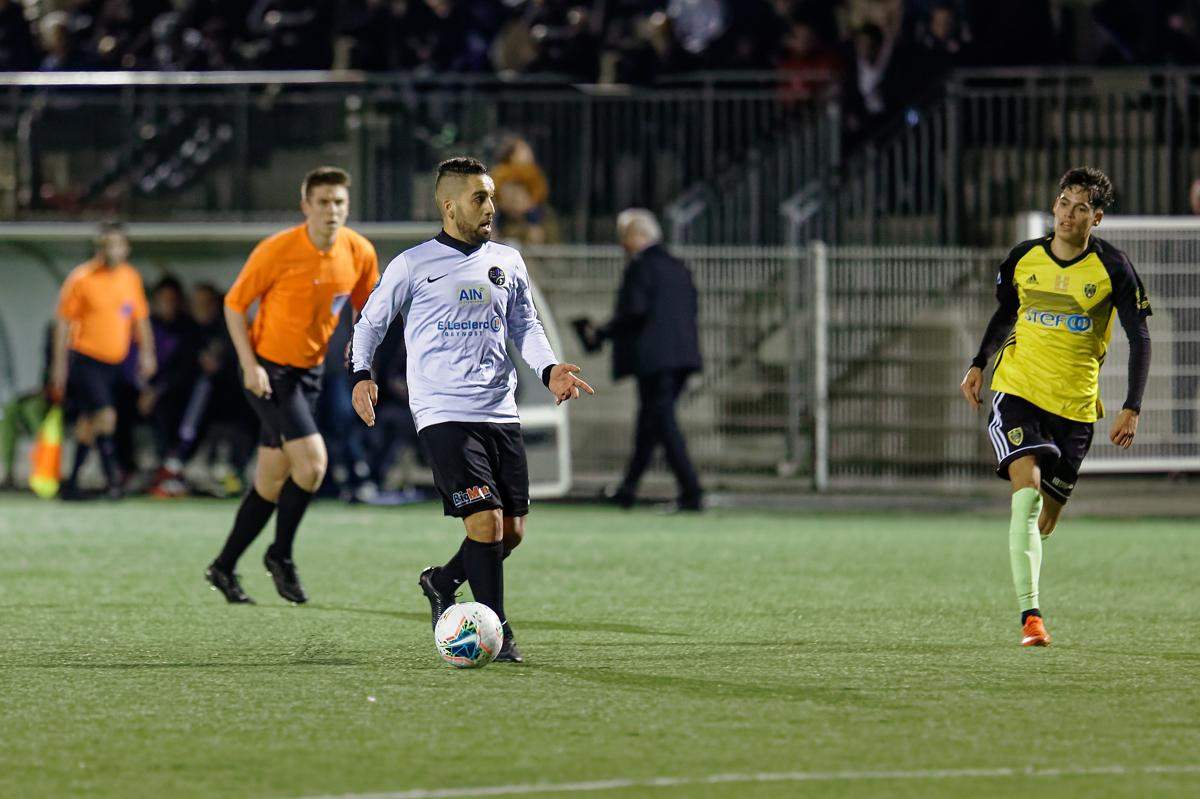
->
[1021, 615, 1051, 647]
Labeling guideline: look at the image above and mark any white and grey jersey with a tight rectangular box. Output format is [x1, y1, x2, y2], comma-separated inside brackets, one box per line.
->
[350, 232, 559, 431]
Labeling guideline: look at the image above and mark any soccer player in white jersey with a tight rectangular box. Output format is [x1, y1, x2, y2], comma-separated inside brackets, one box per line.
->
[350, 157, 593, 662]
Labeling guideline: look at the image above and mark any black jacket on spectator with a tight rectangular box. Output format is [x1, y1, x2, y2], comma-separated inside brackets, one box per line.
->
[604, 244, 702, 380]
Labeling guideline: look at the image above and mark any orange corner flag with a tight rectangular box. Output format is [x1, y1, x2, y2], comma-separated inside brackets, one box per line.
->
[29, 404, 63, 499]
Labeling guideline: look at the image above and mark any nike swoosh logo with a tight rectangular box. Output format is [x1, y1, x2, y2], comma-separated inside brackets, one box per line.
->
[426, 274, 447, 283]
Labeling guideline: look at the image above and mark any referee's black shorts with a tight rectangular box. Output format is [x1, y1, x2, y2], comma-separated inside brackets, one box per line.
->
[418, 421, 530, 518]
[987, 391, 1094, 504]
[66, 350, 122, 418]
[243, 356, 322, 448]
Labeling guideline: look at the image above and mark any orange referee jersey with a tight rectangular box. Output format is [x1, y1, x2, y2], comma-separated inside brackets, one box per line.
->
[57, 260, 149, 365]
[225, 224, 379, 369]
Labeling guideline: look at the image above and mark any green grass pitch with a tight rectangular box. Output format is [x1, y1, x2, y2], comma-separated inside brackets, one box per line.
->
[1, 496, 1197, 799]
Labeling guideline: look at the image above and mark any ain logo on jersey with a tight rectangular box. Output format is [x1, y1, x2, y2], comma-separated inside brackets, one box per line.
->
[456, 284, 491, 305]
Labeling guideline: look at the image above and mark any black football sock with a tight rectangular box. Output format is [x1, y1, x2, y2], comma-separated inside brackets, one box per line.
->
[95, 435, 120, 488]
[441, 536, 515, 590]
[1021, 608, 1042, 623]
[462, 538, 506, 627]
[214, 489, 276, 570]
[436, 539, 469, 592]
[269, 478, 314, 561]
[67, 443, 91, 487]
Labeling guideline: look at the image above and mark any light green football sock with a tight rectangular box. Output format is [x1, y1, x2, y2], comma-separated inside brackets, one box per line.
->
[1009, 487, 1043, 612]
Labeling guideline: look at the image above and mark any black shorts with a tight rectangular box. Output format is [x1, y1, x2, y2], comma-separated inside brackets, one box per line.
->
[66, 350, 122, 417]
[243, 356, 322, 448]
[987, 391, 1094, 504]
[418, 421, 529, 518]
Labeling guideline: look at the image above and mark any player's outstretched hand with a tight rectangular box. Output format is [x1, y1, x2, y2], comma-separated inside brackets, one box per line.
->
[352, 379, 379, 427]
[549, 363, 595, 406]
[1109, 408, 1138, 449]
[960, 366, 983, 410]
[244, 363, 272, 399]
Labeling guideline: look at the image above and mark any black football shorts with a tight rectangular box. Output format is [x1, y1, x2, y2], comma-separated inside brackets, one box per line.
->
[243, 356, 323, 448]
[418, 421, 530, 518]
[66, 350, 122, 417]
[987, 391, 1094, 504]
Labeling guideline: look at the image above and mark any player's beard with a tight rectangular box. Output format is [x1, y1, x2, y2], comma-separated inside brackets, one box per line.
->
[454, 214, 492, 245]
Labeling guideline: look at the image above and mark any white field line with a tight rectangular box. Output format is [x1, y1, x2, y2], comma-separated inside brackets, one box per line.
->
[294, 763, 1200, 799]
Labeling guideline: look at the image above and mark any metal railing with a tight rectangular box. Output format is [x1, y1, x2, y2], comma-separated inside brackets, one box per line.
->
[3, 224, 1194, 488]
[523, 244, 808, 481]
[0, 71, 820, 240]
[777, 68, 1200, 247]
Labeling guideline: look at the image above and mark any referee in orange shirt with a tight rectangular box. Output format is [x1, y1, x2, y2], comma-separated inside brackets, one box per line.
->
[51, 222, 156, 499]
[205, 167, 379, 604]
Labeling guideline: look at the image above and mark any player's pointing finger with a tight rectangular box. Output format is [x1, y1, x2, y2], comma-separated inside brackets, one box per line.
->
[573, 375, 595, 395]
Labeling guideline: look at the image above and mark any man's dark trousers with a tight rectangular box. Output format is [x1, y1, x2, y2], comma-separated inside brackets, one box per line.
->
[617, 369, 701, 505]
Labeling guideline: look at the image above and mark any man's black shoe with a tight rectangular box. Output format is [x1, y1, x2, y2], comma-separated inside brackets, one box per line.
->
[205, 562, 255, 604]
[264, 549, 308, 604]
[495, 631, 524, 663]
[600, 484, 635, 509]
[418, 566, 457, 630]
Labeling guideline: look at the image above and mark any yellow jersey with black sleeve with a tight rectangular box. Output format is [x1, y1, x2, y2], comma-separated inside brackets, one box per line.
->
[984, 235, 1151, 423]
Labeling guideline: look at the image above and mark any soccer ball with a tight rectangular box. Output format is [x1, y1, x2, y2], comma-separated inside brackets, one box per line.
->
[434, 602, 503, 669]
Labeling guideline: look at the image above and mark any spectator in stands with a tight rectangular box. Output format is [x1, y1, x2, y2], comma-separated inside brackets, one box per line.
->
[246, 0, 335, 69]
[600, 9, 677, 84]
[777, 15, 842, 103]
[492, 134, 551, 244]
[915, 1, 971, 76]
[523, 2, 599, 80]
[420, 0, 504, 73]
[0, 0, 39, 70]
[38, 10, 98, 71]
[341, 0, 437, 71]
[842, 23, 894, 136]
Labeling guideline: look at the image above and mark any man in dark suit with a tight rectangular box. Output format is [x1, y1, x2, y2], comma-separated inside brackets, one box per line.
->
[577, 209, 704, 510]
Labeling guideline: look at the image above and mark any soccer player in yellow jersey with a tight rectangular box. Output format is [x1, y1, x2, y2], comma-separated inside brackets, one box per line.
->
[960, 166, 1152, 647]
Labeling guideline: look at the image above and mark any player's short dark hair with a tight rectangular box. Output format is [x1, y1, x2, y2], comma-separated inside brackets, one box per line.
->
[1058, 166, 1114, 211]
[95, 221, 126, 238]
[301, 166, 351, 199]
[435, 156, 488, 192]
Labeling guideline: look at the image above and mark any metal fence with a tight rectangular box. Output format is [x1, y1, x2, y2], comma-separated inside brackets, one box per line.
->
[775, 68, 1200, 247]
[0, 71, 818, 240]
[522, 245, 807, 482]
[530, 237, 1200, 489]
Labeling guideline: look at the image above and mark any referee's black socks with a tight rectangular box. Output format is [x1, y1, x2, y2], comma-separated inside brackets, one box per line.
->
[66, 443, 90, 488]
[461, 538, 506, 629]
[95, 435, 120, 488]
[214, 488, 276, 570]
[269, 479, 313, 561]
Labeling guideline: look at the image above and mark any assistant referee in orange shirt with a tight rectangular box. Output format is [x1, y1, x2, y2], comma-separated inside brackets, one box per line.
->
[205, 167, 379, 604]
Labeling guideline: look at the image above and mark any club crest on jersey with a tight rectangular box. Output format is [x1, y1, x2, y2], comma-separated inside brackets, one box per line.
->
[488, 267, 506, 287]
[1084, 283, 1097, 299]
[1007, 428, 1024, 446]
[452, 485, 492, 508]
